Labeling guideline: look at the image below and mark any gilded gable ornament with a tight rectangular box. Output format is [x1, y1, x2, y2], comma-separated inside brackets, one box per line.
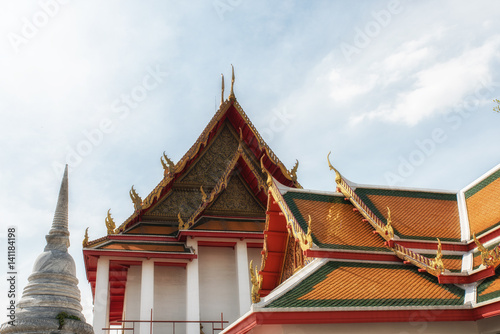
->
[383, 207, 395, 239]
[327, 151, 342, 185]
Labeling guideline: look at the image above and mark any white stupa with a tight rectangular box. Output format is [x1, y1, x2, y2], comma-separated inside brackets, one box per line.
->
[1, 166, 94, 334]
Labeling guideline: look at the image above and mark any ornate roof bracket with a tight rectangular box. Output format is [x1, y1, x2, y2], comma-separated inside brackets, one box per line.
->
[474, 233, 500, 267]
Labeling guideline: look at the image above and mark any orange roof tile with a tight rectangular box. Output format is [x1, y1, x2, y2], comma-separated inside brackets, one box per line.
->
[355, 188, 461, 241]
[477, 268, 500, 303]
[283, 191, 388, 252]
[465, 169, 500, 236]
[266, 262, 464, 308]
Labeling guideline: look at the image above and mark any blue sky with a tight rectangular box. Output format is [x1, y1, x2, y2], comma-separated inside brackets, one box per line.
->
[1, 0, 499, 324]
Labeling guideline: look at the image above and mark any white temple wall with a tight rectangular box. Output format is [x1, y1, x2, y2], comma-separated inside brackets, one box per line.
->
[123, 265, 142, 330]
[247, 321, 480, 334]
[199, 246, 239, 325]
[477, 314, 500, 334]
[153, 265, 187, 334]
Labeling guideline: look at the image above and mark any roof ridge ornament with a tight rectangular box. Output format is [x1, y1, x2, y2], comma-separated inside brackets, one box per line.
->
[249, 260, 262, 303]
[178, 212, 185, 230]
[327, 151, 342, 184]
[474, 233, 500, 267]
[130, 186, 142, 212]
[105, 209, 116, 235]
[228, 64, 236, 101]
[82, 227, 89, 247]
[161, 152, 175, 176]
[290, 159, 299, 183]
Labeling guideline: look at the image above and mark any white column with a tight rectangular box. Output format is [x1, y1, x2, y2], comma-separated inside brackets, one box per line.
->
[93, 257, 110, 334]
[186, 239, 200, 334]
[140, 259, 155, 334]
[236, 240, 251, 315]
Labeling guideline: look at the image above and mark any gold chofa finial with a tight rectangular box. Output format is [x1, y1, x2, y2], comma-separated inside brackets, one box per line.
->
[229, 64, 236, 101]
[327, 151, 342, 184]
[221, 73, 225, 105]
[130, 186, 142, 212]
[105, 209, 116, 235]
[82, 227, 89, 247]
[161, 152, 175, 175]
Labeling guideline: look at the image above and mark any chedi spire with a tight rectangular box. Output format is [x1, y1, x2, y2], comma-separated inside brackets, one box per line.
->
[1, 165, 94, 334]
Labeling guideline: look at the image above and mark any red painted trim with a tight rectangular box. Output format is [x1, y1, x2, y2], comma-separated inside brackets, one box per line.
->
[108, 234, 178, 242]
[438, 266, 496, 284]
[247, 242, 264, 248]
[198, 240, 237, 248]
[305, 249, 400, 262]
[179, 230, 264, 240]
[469, 227, 500, 251]
[83, 249, 197, 260]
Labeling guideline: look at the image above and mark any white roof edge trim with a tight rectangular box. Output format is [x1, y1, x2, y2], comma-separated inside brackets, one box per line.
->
[353, 183, 457, 194]
[255, 258, 328, 309]
[461, 162, 500, 193]
[254, 304, 472, 313]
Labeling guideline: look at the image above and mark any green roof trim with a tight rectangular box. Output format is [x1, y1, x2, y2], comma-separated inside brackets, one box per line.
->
[265, 261, 465, 308]
[354, 188, 460, 242]
[465, 169, 500, 199]
[477, 267, 500, 303]
[281, 191, 390, 253]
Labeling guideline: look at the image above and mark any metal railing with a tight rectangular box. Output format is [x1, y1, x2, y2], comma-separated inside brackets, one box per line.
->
[103, 311, 228, 334]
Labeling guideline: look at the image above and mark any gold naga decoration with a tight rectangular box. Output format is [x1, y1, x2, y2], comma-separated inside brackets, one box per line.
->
[297, 215, 314, 252]
[228, 64, 236, 101]
[430, 238, 445, 274]
[178, 212, 185, 230]
[249, 260, 262, 303]
[82, 227, 89, 247]
[327, 152, 342, 185]
[290, 159, 299, 183]
[260, 155, 273, 187]
[474, 233, 500, 267]
[130, 186, 142, 212]
[161, 152, 175, 176]
[200, 185, 207, 203]
[383, 207, 395, 239]
[105, 209, 116, 235]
